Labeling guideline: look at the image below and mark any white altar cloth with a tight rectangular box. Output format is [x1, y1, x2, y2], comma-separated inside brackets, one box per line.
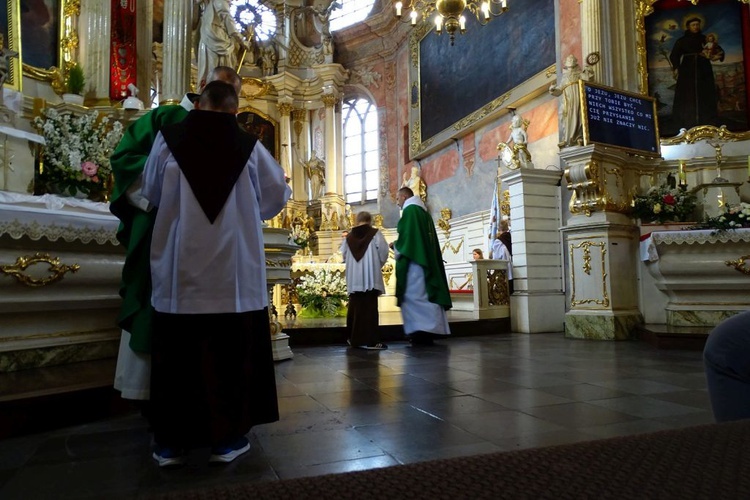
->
[0, 191, 118, 245]
[640, 228, 750, 262]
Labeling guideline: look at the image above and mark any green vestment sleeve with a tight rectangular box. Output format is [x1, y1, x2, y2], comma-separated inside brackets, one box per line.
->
[109, 105, 189, 352]
[394, 205, 452, 310]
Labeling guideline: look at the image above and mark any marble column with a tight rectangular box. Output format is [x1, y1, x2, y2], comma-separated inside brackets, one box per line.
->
[160, 0, 192, 105]
[135, 0, 154, 109]
[291, 108, 310, 202]
[79, 0, 111, 105]
[277, 101, 294, 181]
[500, 169, 566, 333]
[322, 93, 338, 196]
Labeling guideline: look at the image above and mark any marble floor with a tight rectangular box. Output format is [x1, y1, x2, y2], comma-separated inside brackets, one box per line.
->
[0, 332, 713, 499]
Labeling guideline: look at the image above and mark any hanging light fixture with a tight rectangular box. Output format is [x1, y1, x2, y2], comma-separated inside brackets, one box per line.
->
[394, 0, 508, 45]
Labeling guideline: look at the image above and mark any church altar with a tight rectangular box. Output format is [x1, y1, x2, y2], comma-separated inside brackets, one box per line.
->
[639, 228, 750, 327]
[0, 192, 123, 372]
[0, 192, 298, 370]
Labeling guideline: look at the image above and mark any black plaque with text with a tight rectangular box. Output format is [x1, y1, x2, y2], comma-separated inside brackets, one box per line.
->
[580, 81, 660, 156]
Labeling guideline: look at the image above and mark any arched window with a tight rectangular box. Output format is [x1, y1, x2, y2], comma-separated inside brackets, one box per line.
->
[342, 97, 378, 204]
[329, 0, 376, 32]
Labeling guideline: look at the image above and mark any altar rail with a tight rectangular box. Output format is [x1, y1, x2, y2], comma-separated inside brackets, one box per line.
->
[449, 260, 510, 320]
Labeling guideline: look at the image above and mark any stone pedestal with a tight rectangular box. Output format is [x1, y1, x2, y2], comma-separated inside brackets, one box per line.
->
[501, 168, 566, 333]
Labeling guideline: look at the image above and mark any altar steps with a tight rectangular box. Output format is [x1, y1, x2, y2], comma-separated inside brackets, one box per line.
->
[636, 323, 710, 351]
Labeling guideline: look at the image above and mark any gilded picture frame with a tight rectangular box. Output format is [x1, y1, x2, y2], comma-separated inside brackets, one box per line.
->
[237, 106, 279, 161]
[20, 0, 73, 87]
[408, 0, 556, 159]
[1, 0, 21, 91]
[636, 0, 750, 137]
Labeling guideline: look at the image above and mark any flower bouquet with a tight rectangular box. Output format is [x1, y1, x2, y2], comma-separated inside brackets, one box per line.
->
[296, 268, 347, 318]
[693, 202, 750, 233]
[289, 224, 309, 249]
[631, 184, 698, 224]
[33, 108, 124, 201]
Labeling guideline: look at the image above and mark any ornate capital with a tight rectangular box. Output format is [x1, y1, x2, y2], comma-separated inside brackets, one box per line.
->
[277, 102, 293, 117]
[292, 109, 307, 123]
[321, 94, 337, 108]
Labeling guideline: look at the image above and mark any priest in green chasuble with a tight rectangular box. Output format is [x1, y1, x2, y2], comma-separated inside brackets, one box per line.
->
[393, 187, 451, 346]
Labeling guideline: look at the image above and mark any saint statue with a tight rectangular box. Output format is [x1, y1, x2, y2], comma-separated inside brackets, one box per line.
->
[401, 166, 427, 203]
[303, 152, 326, 200]
[194, 0, 250, 89]
[549, 55, 594, 148]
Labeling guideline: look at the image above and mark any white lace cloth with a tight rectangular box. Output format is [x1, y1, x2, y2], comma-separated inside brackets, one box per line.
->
[0, 191, 118, 245]
[640, 228, 750, 262]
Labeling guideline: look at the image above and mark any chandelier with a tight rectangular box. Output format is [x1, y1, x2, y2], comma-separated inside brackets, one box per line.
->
[394, 0, 508, 45]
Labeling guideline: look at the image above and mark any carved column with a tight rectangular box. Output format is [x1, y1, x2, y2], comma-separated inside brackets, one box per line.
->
[277, 100, 294, 180]
[291, 108, 310, 201]
[322, 93, 338, 196]
[160, 0, 192, 104]
[79, 0, 111, 105]
[135, 0, 153, 109]
[581, 0, 611, 85]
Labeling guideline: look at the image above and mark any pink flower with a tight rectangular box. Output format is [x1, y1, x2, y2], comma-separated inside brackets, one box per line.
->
[81, 161, 99, 178]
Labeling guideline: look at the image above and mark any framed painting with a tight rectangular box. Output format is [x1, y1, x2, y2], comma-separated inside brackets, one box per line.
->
[409, 0, 555, 158]
[237, 108, 279, 160]
[641, 0, 750, 137]
[20, 0, 63, 78]
[1, 0, 21, 91]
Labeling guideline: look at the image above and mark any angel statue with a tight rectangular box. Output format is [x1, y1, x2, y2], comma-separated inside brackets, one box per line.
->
[497, 114, 534, 170]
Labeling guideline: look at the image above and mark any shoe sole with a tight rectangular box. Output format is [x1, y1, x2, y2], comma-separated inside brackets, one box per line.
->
[209, 442, 251, 464]
[152, 452, 186, 468]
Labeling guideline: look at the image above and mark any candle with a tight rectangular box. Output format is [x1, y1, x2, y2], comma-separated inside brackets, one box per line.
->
[747, 155, 750, 178]
[678, 160, 687, 185]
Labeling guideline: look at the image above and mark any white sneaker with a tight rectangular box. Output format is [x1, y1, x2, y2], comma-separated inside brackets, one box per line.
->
[209, 437, 251, 464]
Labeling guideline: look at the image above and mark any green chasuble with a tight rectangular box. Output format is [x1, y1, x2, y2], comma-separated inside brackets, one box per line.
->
[109, 104, 190, 353]
[394, 204, 452, 310]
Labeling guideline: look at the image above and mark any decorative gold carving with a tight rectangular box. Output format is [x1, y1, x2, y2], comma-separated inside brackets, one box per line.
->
[411, 82, 419, 109]
[321, 94, 337, 108]
[500, 190, 510, 217]
[437, 208, 452, 236]
[453, 91, 512, 131]
[660, 125, 750, 145]
[277, 103, 293, 116]
[373, 214, 384, 229]
[449, 274, 473, 291]
[382, 260, 394, 286]
[487, 269, 509, 306]
[264, 258, 293, 268]
[22, 65, 66, 94]
[565, 160, 605, 216]
[1, 253, 80, 287]
[725, 254, 750, 276]
[635, 0, 659, 96]
[569, 241, 610, 308]
[442, 239, 464, 255]
[240, 77, 273, 99]
[545, 64, 557, 78]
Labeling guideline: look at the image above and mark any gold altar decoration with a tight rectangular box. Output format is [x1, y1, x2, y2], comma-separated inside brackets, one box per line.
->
[569, 240, 610, 308]
[725, 254, 750, 276]
[1, 253, 80, 287]
[486, 269, 509, 306]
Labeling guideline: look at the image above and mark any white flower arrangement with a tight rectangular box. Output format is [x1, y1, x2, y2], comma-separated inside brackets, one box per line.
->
[289, 224, 310, 248]
[296, 268, 348, 317]
[33, 108, 124, 200]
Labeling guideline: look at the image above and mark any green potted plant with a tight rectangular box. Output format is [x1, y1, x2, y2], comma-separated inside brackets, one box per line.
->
[62, 64, 85, 105]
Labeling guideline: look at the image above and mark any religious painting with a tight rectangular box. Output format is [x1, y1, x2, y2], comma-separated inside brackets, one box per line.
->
[20, 0, 60, 71]
[1, 0, 21, 90]
[237, 108, 278, 160]
[644, 0, 750, 137]
[412, 0, 555, 157]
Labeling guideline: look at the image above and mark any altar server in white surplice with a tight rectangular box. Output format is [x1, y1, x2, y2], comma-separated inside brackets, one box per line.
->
[141, 81, 291, 467]
[340, 211, 390, 349]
